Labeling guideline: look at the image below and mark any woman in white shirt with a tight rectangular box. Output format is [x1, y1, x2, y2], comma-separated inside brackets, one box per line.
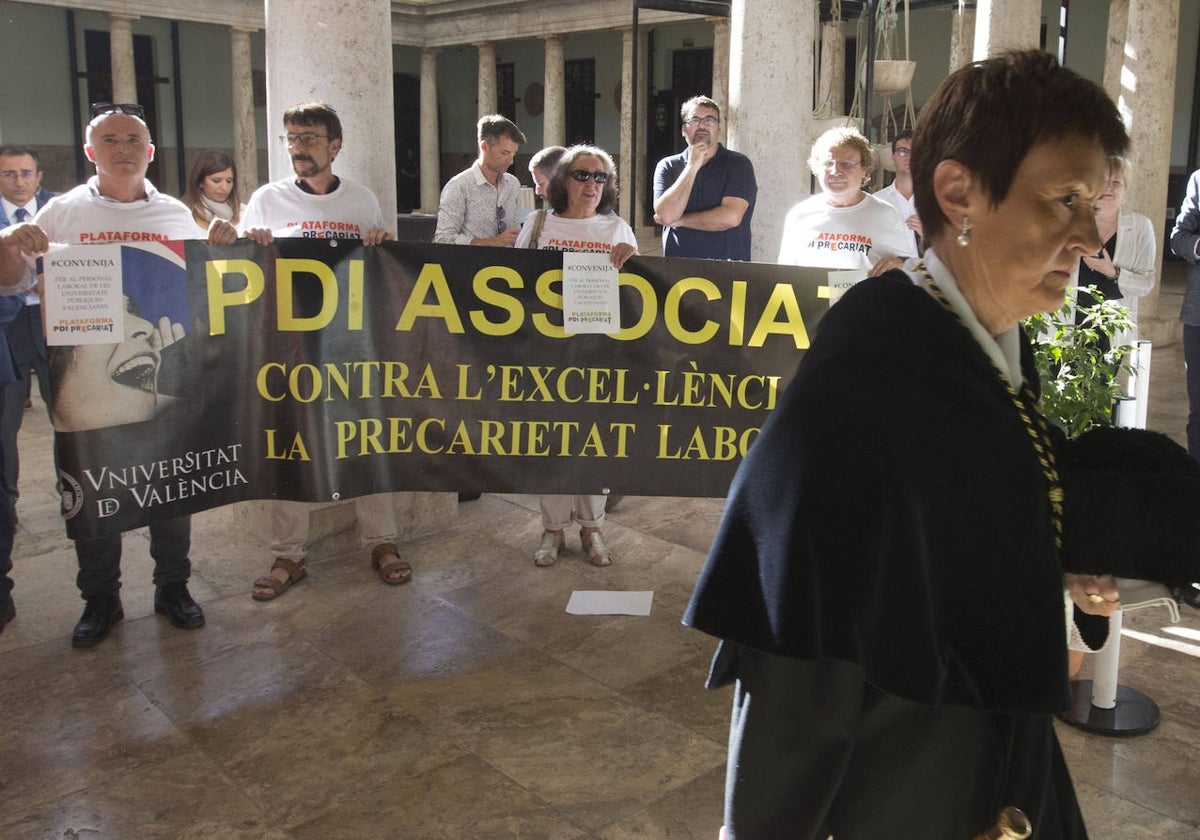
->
[1070, 155, 1155, 345]
[515, 145, 637, 568]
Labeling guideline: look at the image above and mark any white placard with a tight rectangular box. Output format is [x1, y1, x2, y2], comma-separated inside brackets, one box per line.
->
[42, 244, 125, 346]
[565, 590, 654, 616]
[562, 252, 620, 334]
[826, 269, 868, 306]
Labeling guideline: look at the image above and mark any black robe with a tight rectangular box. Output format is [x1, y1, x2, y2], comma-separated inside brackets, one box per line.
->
[682, 272, 1188, 839]
[685, 273, 1071, 713]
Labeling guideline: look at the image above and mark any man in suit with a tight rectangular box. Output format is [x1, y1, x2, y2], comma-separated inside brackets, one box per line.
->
[0, 145, 56, 525]
[1170, 166, 1200, 609]
[0, 145, 47, 633]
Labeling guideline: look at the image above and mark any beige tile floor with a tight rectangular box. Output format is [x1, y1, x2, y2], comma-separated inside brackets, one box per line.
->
[2, 258, 1199, 839]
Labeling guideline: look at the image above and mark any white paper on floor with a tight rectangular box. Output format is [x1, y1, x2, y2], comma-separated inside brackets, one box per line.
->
[566, 590, 654, 616]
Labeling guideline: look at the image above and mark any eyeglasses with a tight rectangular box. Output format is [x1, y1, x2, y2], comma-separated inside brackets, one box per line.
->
[892, 147, 912, 157]
[496, 204, 507, 234]
[280, 132, 329, 148]
[818, 159, 862, 173]
[89, 102, 146, 120]
[0, 170, 38, 181]
[684, 116, 719, 127]
[568, 170, 609, 184]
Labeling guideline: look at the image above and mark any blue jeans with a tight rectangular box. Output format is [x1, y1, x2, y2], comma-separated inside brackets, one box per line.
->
[74, 516, 191, 599]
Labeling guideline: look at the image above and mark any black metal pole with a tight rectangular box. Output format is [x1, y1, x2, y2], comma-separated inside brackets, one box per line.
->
[1189, 18, 1200, 175]
[171, 21, 187, 194]
[67, 10, 85, 184]
[631, 1, 639, 231]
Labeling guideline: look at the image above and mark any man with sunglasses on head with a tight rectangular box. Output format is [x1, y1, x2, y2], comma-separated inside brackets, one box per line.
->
[434, 114, 527, 248]
[653, 96, 757, 261]
[240, 101, 412, 603]
[0, 103, 239, 647]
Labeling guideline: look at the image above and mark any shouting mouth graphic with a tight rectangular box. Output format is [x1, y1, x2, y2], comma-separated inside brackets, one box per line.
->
[110, 352, 158, 391]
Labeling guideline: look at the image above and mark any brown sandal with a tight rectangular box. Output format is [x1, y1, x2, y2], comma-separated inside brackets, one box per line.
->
[251, 557, 307, 601]
[371, 543, 413, 585]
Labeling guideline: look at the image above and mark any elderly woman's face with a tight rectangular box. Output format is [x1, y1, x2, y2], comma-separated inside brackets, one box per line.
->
[814, 144, 867, 206]
[563, 154, 607, 217]
[54, 297, 162, 431]
[1095, 165, 1127, 217]
[967, 134, 1107, 321]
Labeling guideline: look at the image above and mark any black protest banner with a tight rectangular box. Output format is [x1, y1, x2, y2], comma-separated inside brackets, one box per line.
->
[51, 239, 830, 538]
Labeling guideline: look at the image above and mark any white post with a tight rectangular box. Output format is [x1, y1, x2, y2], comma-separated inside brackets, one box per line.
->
[1090, 610, 1123, 710]
[1132, 340, 1152, 430]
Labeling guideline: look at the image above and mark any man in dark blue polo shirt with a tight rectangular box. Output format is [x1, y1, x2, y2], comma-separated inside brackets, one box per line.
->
[653, 96, 757, 261]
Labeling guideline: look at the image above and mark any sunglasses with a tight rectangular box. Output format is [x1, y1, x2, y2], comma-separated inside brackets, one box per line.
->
[89, 102, 146, 120]
[568, 169, 609, 184]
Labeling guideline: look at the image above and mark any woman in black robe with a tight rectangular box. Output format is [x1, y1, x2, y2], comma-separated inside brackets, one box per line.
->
[684, 50, 1140, 840]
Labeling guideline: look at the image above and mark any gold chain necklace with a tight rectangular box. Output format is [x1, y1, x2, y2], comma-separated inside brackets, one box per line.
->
[915, 262, 1064, 550]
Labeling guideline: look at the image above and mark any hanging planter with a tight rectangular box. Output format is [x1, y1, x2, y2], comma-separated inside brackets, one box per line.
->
[873, 59, 916, 96]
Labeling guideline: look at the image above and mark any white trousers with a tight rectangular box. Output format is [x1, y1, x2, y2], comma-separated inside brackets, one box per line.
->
[539, 494, 606, 531]
[270, 493, 398, 561]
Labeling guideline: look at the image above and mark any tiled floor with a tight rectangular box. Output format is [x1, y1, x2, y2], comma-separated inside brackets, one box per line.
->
[2, 257, 1198, 838]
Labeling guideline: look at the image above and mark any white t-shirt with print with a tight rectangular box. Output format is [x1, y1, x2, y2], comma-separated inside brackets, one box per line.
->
[241, 178, 385, 239]
[778, 192, 915, 271]
[514, 211, 637, 253]
[35, 177, 197, 244]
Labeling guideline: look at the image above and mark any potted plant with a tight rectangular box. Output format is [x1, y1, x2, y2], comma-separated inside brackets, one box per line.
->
[1023, 287, 1135, 437]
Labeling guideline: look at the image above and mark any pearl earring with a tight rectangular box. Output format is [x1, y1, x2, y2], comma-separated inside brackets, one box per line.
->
[956, 216, 971, 247]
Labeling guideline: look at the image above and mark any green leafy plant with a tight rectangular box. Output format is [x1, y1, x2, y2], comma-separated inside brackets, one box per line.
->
[1023, 287, 1135, 438]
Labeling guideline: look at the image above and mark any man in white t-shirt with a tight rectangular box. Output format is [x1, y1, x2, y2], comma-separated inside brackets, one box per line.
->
[241, 101, 412, 602]
[0, 104, 238, 647]
[873, 130, 922, 255]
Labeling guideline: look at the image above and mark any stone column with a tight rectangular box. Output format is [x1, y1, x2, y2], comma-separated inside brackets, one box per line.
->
[817, 19, 845, 116]
[711, 17, 731, 146]
[108, 14, 138, 104]
[264, 0, 396, 223]
[972, 0, 1040, 59]
[1102, 0, 1129, 102]
[420, 48, 441, 213]
[728, 0, 815, 263]
[476, 42, 497, 118]
[618, 27, 634, 221]
[230, 27, 258, 201]
[543, 35, 565, 147]
[949, 6, 976, 74]
[1116, 0, 1180, 345]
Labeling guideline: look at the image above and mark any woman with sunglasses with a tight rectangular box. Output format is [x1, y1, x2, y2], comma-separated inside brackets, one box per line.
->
[514, 144, 637, 568]
[778, 126, 915, 283]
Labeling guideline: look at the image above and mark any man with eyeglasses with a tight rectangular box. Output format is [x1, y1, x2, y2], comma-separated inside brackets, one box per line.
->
[0, 144, 51, 634]
[0, 145, 56, 529]
[653, 96, 757, 261]
[0, 102, 239, 647]
[873, 130, 922, 254]
[433, 114, 527, 248]
[240, 101, 413, 602]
